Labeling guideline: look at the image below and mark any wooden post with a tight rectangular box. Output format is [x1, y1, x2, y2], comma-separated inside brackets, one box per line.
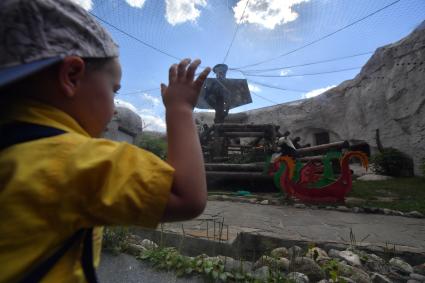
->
[223, 132, 265, 137]
[205, 163, 265, 172]
[296, 141, 349, 156]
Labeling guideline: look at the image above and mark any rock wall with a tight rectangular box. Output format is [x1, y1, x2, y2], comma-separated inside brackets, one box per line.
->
[103, 106, 144, 144]
[195, 22, 425, 176]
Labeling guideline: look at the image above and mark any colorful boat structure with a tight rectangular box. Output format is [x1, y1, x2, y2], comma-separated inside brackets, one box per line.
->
[269, 151, 368, 203]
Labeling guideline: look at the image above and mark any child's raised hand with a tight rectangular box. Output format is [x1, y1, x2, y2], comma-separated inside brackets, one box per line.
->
[161, 58, 211, 111]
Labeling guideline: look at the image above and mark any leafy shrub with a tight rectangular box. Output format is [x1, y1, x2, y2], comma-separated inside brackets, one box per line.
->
[138, 134, 167, 159]
[371, 148, 414, 177]
[139, 246, 290, 282]
[140, 247, 238, 281]
[102, 227, 130, 254]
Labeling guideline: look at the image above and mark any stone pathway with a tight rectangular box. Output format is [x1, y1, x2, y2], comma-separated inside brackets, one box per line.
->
[161, 201, 425, 251]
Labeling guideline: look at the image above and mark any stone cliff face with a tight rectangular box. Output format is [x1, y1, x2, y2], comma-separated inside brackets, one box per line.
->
[195, 22, 425, 175]
[103, 106, 144, 144]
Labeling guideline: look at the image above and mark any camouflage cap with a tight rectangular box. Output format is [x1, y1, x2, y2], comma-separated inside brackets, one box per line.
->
[0, 0, 119, 88]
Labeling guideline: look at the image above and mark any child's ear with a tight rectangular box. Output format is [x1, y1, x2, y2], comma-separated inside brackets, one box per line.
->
[58, 56, 86, 98]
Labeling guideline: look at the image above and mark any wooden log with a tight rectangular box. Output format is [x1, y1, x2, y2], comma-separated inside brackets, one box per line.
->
[212, 157, 229, 162]
[214, 123, 275, 128]
[205, 163, 265, 172]
[298, 155, 325, 162]
[228, 144, 255, 148]
[296, 141, 349, 156]
[227, 148, 242, 151]
[206, 171, 271, 180]
[223, 132, 265, 137]
[213, 124, 277, 132]
[270, 125, 277, 151]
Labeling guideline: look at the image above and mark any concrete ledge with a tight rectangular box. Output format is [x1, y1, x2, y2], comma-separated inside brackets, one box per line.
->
[130, 227, 425, 266]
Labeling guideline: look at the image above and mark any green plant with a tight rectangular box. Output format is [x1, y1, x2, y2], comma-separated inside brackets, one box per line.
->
[267, 270, 290, 283]
[306, 243, 320, 262]
[102, 227, 130, 254]
[138, 246, 295, 282]
[321, 259, 347, 283]
[138, 134, 167, 159]
[371, 148, 414, 177]
[139, 248, 236, 281]
[312, 249, 319, 262]
[382, 242, 396, 264]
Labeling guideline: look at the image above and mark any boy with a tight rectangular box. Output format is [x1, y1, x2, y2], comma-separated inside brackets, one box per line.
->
[0, 0, 210, 282]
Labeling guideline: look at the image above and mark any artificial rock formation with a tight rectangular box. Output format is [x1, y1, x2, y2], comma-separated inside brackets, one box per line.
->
[103, 106, 144, 144]
[195, 21, 425, 175]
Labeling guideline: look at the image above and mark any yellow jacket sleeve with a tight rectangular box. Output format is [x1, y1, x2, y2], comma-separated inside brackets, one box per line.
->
[61, 135, 174, 228]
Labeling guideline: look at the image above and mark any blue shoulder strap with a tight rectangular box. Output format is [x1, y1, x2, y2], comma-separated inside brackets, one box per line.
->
[0, 122, 98, 283]
[0, 122, 66, 150]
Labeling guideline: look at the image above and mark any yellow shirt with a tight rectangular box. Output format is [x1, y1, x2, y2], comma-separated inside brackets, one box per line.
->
[0, 100, 174, 283]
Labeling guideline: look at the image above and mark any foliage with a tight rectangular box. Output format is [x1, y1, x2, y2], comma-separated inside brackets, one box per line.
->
[371, 148, 413, 177]
[137, 134, 167, 159]
[102, 227, 130, 255]
[139, 246, 292, 282]
[321, 259, 347, 283]
[382, 242, 396, 264]
[140, 248, 237, 282]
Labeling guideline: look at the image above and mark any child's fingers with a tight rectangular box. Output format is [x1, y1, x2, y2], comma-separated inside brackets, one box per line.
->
[160, 83, 168, 105]
[160, 83, 167, 96]
[169, 64, 178, 83]
[193, 67, 211, 91]
[177, 58, 191, 81]
[186, 59, 201, 82]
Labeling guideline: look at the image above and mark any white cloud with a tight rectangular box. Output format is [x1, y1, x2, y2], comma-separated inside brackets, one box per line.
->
[138, 108, 156, 115]
[280, 69, 292, 76]
[141, 93, 161, 106]
[233, 0, 309, 29]
[140, 113, 167, 132]
[248, 83, 261, 92]
[303, 85, 336, 99]
[114, 99, 166, 132]
[70, 0, 93, 10]
[165, 0, 207, 25]
[126, 0, 147, 8]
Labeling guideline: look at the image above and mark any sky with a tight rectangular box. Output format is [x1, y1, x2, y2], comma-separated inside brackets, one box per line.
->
[72, 0, 425, 131]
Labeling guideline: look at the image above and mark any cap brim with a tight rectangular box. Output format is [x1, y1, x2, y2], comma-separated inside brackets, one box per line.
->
[0, 57, 63, 88]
